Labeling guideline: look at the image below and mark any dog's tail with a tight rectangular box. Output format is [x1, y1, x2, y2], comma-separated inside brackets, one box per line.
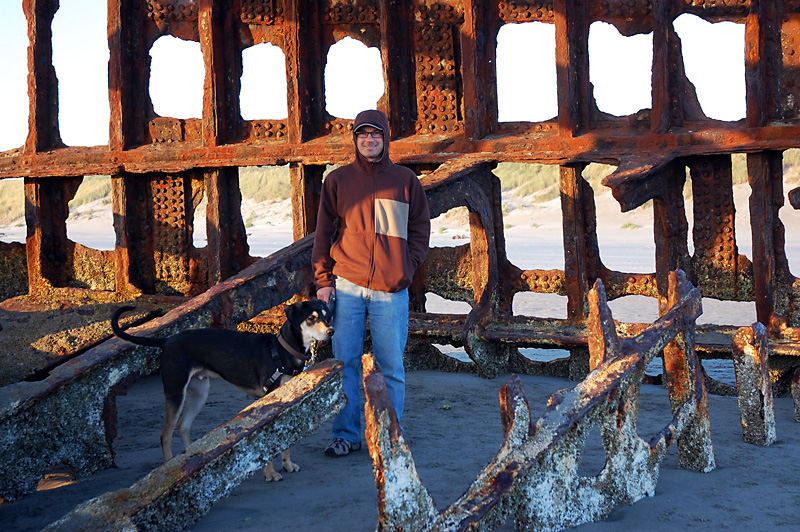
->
[111, 306, 167, 348]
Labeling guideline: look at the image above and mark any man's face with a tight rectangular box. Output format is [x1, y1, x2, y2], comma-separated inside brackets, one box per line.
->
[355, 127, 384, 162]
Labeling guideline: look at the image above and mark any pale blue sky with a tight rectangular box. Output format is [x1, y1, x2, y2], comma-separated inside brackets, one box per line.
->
[0, 2, 745, 151]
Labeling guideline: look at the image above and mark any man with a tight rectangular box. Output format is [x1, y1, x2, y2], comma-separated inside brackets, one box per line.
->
[312, 109, 430, 457]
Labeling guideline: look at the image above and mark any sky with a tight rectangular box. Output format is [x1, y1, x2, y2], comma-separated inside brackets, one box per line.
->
[0, 1, 745, 151]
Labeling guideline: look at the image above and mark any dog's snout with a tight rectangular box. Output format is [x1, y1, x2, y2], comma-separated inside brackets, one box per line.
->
[327, 327, 335, 336]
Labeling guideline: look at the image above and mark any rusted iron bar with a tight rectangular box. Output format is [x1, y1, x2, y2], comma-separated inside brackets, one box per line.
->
[652, 0, 675, 133]
[554, 0, 589, 136]
[8, 126, 800, 180]
[107, 0, 152, 150]
[363, 272, 713, 531]
[460, 163, 517, 377]
[363, 354, 439, 531]
[560, 163, 593, 321]
[42, 360, 344, 532]
[23, 0, 61, 153]
[747, 151, 789, 329]
[663, 269, 715, 471]
[0, 236, 315, 502]
[732, 323, 776, 445]
[587, 278, 622, 369]
[653, 163, 691, 314]
[687, 155, 746, 300]
[792, 367, 800, 422]
[460, 1, 498, 139]
[24, 176, 82, 289]
[289, 163, 324, 241]
[198, 0, 238, 147]
[745, 0, 777, 129]
[204, 167, 252, 285]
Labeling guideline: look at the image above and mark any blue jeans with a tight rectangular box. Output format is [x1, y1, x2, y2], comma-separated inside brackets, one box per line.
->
[331, 277, 409, 444]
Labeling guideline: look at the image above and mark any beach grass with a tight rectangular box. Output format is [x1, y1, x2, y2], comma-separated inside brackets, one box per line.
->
[239, 165, 291, 202]
[69, 175, 112, 208]
[0, 178, 24, 226]
[493, 161, 616, 202]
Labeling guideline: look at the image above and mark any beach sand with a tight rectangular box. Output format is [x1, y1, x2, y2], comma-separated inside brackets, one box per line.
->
[3, 370, 800, 531]
[3, 185, 800, 530]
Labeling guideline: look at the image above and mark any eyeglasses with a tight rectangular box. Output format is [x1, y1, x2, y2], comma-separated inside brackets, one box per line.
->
[356, 130, 383, 139]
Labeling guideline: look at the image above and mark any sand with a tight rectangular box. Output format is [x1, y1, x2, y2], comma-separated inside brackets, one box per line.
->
[2, 370, 800, 531]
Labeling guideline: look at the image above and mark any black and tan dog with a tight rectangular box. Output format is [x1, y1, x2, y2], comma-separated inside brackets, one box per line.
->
[111, 300, 334, 481]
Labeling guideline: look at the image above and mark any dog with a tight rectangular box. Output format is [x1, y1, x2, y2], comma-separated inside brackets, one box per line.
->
[111, 300, 334, 481]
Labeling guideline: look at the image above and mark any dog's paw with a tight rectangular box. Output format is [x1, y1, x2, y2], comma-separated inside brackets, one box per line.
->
[283, 459, 300, 473]
[263, 464, 283, 482]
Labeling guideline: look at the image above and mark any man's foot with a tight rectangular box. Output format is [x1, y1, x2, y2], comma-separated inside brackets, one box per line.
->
[324, 438, 361, 457]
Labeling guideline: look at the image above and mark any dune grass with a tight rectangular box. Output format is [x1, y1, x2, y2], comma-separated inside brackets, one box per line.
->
[493, 161, 616, 203]
[69, 175, 112, 208]
[0, 178, 24, 226]
[238, 165, 291, 202]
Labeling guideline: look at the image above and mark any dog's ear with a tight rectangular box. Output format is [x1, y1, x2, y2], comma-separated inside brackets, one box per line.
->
[285, 302, 305, 327]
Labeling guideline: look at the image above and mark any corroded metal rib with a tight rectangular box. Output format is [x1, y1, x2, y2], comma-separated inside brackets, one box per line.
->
[601, 156, 673, 213]
[43, 360, 344, 532]
[0, 237, 315, 502]
[732, 323, 776, 446]
[364, 271, 714, 531]
[363, 355, 439, 531]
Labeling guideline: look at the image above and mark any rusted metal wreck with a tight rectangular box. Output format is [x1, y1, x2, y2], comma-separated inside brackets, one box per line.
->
[2, 0, 800, 529]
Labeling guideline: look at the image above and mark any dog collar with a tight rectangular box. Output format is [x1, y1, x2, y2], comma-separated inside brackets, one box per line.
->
[266, 369, 282, 392]
[278, 332, 310, 361]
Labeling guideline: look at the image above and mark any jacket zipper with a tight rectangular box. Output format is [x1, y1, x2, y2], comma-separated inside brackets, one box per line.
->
[367, 162, 376, 290]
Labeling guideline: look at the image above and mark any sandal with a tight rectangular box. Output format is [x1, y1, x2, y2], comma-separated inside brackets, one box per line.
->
[324, 438, 361, 457]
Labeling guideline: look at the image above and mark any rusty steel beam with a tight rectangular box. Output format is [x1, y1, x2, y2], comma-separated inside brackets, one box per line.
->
[732, 323, 776, 446]
[653, 162, 691, 314]
[42, 360, 344, 532]
[24, 175, 82, 289]
[204, 166, 252, 285]
[363, 271, 713, 531]
[289, 162, 324, 241]
[0, 236, 315, 502]
[560, 163, 593, 321]
[107, 0, 153, 150]
[662, 270, 715, 471]
[5, 0, 800, 461]
[15, 123, 800, 180]
[747, 151, 790, 329]
[688, 155, 745, 300]
[198, 0, 240, 147]
[23, 0, 62, 153]
[555, 0, 590, 136]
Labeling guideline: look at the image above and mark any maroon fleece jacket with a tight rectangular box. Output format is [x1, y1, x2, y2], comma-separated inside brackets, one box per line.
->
[312, 109, 430, 293]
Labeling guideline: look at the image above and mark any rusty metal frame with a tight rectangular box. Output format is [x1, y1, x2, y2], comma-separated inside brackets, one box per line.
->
[363, 270, 714, 531]
[41, 360, 344, 532]
[5, 0, 800, 502]
[4, 1, 800, 317]
[0, 237, 313, 502]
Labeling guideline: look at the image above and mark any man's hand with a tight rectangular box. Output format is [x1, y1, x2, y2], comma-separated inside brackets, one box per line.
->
[317, 286, 335, 304]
